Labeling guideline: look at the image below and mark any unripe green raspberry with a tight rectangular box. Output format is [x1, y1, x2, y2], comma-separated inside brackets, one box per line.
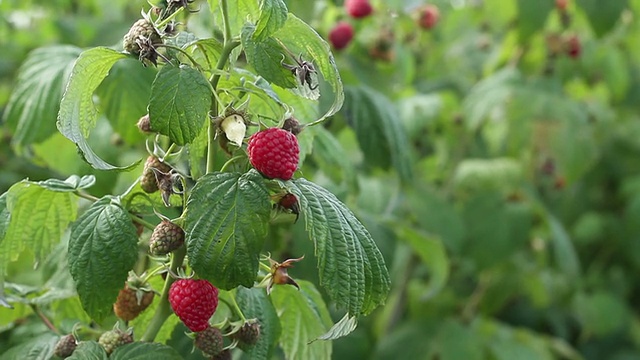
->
[98, 329, 133, 355]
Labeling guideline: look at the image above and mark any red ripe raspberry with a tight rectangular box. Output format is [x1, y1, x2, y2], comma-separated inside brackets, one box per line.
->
[247, 128, 299, 181]
[418, 5, 440, 30]
[329, 22, 354, 50]
[169, 279, 219, 332]
[345, 0, 373, 19]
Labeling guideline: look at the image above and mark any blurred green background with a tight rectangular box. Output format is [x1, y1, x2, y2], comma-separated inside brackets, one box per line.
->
[2, 0, 640, 359]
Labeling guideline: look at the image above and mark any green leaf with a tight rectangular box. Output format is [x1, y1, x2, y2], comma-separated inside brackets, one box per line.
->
[516, 0, 554, 42]
[271, 280, 332, 359]
[572, 291, 629, 336]
[397, 228, 449, 300]
[57, 47, 139, 171]
[0, 333, 59, 360]
[3, 45, 81, 150]
[242, 25, 297, 89]
[342, 86, 413, 181]
[288, 178, 391, 316]
[96, 58, 156, 145]
[453, 158, 522, 194]
[184, 171, 271, 289]
[577, 0, 628, 37]
[0, 192, 9, 243]
[187, 38, 224, 69]
[148, 64, 212, 145]
[272, 13, 344, 122]
[0, 181, 77, 272]
[110, 342, 183, 359]
[406, 186, 465, 254]
[312, 126, 356, 187]
[547, 212, 581, 278]
[235, 287, 281, 359]
[316, 313, 358, 341]
[33, 175, 96, 193]
[208, 0, 260, 39]
[68, 197, 139, 321]
[254, 0, 288, 40]
[67, 341, 109, 359]
[463, 68, 521, 130]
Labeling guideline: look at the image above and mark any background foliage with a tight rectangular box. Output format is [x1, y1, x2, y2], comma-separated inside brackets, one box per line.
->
[2, 0, 640, 359]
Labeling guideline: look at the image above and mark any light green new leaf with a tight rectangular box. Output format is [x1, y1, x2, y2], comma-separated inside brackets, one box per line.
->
[148, 64, 212, 145]
[342, 86, 413, 182]
[67, 341, 108, 359]
[271, 280, 332, 359]
[254, 0, 288, 40]
[242, 25, 297, 89]
[273, 14, 344, 122]
[111, 342, 182, 359]
[184, 171, 271, 289]
[3, 45, 81, 150]
[236, 287, 282, 359]
[33, 175, 96, 193]
[57, 47, 139, 170]
[397, 228, 449, 300]
[289, 178, 391, 316]
[208, 0, 260, 38]
[68, 197, 139, 321]
[0, 181, 77, 273]
[96, 58, 156, 145]
[316, 313, 358, 341]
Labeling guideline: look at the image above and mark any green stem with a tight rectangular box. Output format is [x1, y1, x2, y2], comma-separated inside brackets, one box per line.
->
[74, 191, 99, 202]
[130, 214, 156, 231]
[29, 304, 59, 335]
[140, 246, 187, 342]
[206, 40, 241, 174]
[225, 292, 247, 322]
[219, 155, 244, 173]
[155, 44, 202, 70]
[220, 0, 232, 43]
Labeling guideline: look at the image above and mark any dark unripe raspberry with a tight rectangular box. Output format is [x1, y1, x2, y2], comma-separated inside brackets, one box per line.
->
[329, 22, 354, 50]
[236, 321, 261, 348]
[566, 35, 581, 58]
[149, 220, 185, 256]
[418, 5, 440, 30]
[137, 114, 152, 133]
[247, 128, 299, 180]
[210, 349, 232, 360]
[98, 329, 133, 355]
[54, 334, 77, 358]
[113, 283, 154, 321]
[123, 19, 161, 55]
[195, 326, 224, 356]
[345, 0, 373, 19]
[141, 156, 172, 193]
[169, 279, 219, 332]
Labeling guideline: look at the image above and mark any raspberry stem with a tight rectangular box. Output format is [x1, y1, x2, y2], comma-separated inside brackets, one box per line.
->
[140, 246, 186, 342]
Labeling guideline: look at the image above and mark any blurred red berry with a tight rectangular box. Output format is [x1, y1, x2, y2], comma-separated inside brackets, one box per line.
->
[345, 0, 373, 19]
[329, 22, 354, 50]
[418, 5, 440, 30]
[566, 35, 580, 58]
[556, 0, 568, 11]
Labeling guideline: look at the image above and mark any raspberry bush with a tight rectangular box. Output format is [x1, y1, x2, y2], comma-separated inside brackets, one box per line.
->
[0, 0, 389, 358]
[3, 0, 640, 359]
